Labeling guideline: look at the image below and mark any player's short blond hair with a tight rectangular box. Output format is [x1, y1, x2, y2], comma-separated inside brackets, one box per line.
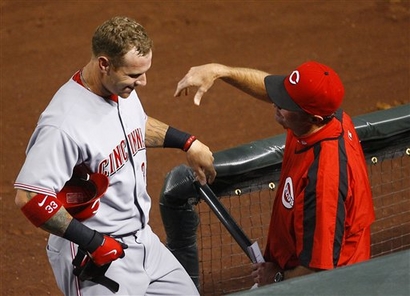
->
[92, 16, 153, 68]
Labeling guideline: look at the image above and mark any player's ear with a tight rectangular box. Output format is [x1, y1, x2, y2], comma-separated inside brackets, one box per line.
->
[98, 56, 110, 73]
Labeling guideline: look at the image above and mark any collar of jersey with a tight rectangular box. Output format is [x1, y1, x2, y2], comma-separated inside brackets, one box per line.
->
[294, 118, 342, 151]
[72, 70, 119, 103]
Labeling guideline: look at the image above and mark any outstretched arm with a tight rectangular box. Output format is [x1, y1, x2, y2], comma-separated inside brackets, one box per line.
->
[174, 63, 271, 105]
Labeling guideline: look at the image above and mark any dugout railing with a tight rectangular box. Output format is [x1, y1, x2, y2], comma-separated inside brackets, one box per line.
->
[159, 104, 410, 296]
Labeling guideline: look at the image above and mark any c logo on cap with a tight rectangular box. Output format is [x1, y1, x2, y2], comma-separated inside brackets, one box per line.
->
[288, 70, 300, 85]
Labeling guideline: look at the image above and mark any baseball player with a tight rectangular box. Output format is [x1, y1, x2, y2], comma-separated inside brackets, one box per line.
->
[14, 16, 216, 295]
[174, 61, 375, 286]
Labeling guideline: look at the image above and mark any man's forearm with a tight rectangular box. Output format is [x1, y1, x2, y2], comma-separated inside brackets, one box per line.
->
[284, 265, 318, 279]
[145, 116, 169, 148]
[41, 207, 73, 236]
[16, 189, 72, 236]
[220, 66, 271, 102]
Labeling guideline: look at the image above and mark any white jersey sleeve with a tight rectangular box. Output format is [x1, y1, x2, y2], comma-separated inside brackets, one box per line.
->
[14, 125, 80, 196]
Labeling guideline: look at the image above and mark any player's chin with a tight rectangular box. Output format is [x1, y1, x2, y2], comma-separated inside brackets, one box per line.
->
[120, 93, 131, 99]
[118, 89, 133, 98]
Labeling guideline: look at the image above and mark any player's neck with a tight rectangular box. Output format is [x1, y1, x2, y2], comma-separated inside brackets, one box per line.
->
[81, 63, 108, 98]
[80, 68, 93, 93]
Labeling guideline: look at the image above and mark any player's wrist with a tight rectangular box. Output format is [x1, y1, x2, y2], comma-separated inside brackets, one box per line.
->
[183, 135, 197, 151]
[64, 219, 127, 266]
[63, 219, 103, 253]
[163, 126, 197, 151]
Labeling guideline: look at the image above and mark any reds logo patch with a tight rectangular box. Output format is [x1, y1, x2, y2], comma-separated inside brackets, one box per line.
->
[282, 177, 294, 209]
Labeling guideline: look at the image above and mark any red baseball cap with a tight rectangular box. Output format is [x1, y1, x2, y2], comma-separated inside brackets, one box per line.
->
[264, 61, 345, 116]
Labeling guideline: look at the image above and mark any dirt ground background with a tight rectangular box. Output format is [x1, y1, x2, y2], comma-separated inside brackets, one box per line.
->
[1, 1, 409, 295]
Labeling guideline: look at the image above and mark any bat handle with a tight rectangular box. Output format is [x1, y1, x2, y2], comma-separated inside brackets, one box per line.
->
[193, 181, 256, 262]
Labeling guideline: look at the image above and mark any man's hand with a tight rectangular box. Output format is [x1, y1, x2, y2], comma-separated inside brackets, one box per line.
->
[89, 234, 128, 266]
[186, 139, 216, 185]
[63, 219, 128, 267]
[251, 262, 281, 287]
[174, 63, 225, 106]
[252, 262, 318, 286]
[175, 63, 271, 105]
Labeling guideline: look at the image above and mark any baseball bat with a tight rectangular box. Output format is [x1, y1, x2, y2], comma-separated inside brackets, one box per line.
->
[194, 182, 264, 264]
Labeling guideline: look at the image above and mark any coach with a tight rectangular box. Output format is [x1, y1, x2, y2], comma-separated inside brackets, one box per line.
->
[174, 61, 375, 286]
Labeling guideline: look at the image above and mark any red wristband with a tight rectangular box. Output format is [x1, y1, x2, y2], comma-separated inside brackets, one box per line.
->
[21, 194, 63, 227]
[183, 135, 197, 152]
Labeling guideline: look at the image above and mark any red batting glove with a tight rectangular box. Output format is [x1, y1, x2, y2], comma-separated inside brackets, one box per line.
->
[89, 235, 128, 266]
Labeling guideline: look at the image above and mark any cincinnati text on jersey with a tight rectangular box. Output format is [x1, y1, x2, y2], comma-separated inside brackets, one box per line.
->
[98, 128, 145, 176]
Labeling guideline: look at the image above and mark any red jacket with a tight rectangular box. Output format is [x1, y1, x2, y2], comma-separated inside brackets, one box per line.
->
[264, 110, 375, 270]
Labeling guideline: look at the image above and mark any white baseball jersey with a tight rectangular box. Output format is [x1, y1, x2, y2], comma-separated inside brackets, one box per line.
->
[15, 72, 150, 235]
[15, 72, 199, 295]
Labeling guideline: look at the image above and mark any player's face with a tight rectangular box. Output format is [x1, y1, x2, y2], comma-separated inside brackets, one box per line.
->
[273, 105, 313, 136]
[105, 49, 152, 98]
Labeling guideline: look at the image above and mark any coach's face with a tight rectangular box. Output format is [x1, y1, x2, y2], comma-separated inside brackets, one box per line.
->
[274, 105, 314, 137]
[101, 48, 152, 98]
